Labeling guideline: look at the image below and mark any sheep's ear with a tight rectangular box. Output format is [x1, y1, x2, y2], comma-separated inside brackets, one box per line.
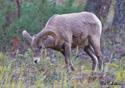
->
[22, 30, 32, 45]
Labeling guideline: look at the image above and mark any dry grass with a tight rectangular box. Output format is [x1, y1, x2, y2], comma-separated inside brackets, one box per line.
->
[0, 49, 125, 88]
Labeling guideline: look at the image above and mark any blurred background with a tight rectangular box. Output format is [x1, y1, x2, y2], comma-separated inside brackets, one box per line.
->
[0, 0, 124, 61]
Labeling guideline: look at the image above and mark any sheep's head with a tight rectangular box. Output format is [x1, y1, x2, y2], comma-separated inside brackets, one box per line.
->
[22, 30, 57, 63]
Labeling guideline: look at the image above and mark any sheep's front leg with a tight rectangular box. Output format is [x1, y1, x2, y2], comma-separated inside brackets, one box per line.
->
[63, 43, 75, 71]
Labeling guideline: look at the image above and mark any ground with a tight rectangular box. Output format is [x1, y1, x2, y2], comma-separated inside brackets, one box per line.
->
[0, 44, 125, 88]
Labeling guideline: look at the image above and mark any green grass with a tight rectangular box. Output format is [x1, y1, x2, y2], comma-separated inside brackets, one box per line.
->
[0, 49, 125, 88]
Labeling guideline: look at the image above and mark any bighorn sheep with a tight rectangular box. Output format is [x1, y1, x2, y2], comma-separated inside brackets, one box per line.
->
[22, 12, 103, 71]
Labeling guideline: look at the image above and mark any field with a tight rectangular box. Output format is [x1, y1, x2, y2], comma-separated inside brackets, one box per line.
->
[0, 48, 125, 88]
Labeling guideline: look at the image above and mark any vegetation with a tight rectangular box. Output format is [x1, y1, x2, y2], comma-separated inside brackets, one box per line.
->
[0, 49, 125, 88]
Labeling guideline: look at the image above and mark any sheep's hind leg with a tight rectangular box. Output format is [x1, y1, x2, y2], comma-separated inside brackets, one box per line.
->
[84, 45, 98, 71]
[63, 43, 76, 71]
[90, 37, 103, 72]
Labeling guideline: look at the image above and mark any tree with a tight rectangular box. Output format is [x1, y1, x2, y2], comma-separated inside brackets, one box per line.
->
[112, 0, 125, 30]
[85, 0, 112, 21]
[15, 0, 22, 18]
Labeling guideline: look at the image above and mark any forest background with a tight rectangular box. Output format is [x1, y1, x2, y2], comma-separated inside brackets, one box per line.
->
[0, 0, 125, 88]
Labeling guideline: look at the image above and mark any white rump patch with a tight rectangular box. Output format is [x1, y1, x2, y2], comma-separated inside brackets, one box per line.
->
[92, 14, 102, 35]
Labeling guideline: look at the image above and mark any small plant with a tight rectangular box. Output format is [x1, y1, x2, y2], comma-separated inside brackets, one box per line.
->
[0, 52, 7, 66]
[0, 49, 125, 87]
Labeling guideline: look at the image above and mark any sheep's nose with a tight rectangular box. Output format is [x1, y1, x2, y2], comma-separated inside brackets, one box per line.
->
[34, 60, 38, 63]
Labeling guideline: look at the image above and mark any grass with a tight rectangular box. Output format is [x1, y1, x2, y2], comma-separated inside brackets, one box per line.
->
[0, 49, 125, 88]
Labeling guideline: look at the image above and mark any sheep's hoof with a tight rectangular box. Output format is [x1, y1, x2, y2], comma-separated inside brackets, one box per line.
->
[71, 65, 76, 71]
[69, 63, 76, 71]
[66, 63, 76, 72]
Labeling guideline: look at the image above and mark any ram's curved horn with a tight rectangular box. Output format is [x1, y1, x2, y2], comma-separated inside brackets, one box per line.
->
[34, 30, 57, 46]
[22, 30, 32, 45]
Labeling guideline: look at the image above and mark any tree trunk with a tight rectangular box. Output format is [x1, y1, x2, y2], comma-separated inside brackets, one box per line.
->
[112, 0, 125, 30]
[15, 0, 22, 18]
[85, 0, 112, 21]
